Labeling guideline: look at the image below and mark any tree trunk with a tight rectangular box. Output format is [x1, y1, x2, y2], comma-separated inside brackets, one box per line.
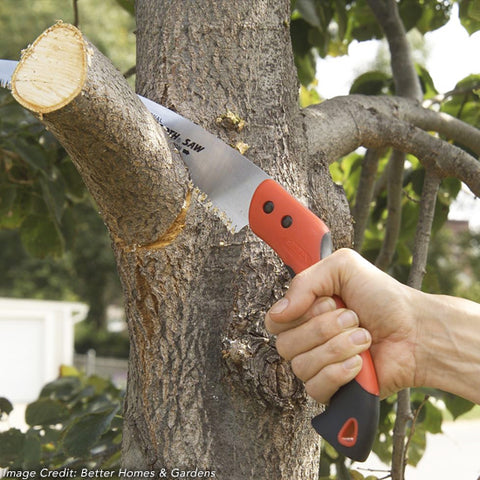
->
[129, 1, 352, 476]
[11, 3, 353, 477]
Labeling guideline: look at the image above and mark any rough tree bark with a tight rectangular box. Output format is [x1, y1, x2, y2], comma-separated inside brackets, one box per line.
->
[12, 8, 345, 478]
[10, 2, 480, 479]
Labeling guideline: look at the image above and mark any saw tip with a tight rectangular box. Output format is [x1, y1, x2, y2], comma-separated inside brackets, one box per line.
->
[0, 76, 12, 90]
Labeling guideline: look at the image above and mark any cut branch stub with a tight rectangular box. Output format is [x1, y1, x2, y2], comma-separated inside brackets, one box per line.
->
[11, 22, 189, 248]
[12, 23, 87, 114]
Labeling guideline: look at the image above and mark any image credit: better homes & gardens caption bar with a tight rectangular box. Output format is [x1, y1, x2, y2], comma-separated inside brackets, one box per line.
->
[2, 468, 217, 479]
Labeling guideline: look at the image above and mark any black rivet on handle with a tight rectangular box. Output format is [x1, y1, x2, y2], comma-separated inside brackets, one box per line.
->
[263, 201, 274, 214]
[281, 215, 293, 228]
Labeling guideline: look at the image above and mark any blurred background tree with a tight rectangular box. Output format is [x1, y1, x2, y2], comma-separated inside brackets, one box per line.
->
[0, 0, 135, 332]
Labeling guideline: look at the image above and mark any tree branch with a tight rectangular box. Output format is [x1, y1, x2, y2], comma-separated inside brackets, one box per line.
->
[408, 171, 440, 289]
[11, 22, 189, 247]
[302, 96, 480, 196]
[72, 0, 80, 27]
[365, 5, 424, 464]
[391, 172, 440, 480]
[352, 148, 381, 250]
[391, 389, 412, 480]
[366, 0, 422, 100]
[375, 150, 405, 270]
[424, 82, 480, 108]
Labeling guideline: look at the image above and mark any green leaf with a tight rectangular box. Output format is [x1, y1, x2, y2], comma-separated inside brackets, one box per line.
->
[350, 71, 393, 95]
[334, 0, 348, 40]
[414, 0, 452, 33]
[417, 399, 443, 434]
[295, 0, 322, 28]
[41, 426, 62, 445]
[399, 200, 420, 241]
[115, 0, 135, 15]
[349, 2, 383, 42]
[299, 83, 321, 107]
[58, 160, 85, 201]
[460, 0, 480, 34]
[407, 428, 427, 466]
[469, 0, 480, 20]
[62, 406, 119, 457]
[0, 429, 25, 467]
[40, 376, 82, 401]
[0, 184, 17, 217]
[416, 64, 438, 99]
[22, 430, 41, 469]
[0, 185, 32, 229]
[25, 398, 70, 427]
[39, 175, 66, 224]
[290, 18, 313, 57]
[295, 51, 317, 86]
[19, 214, 64, 258]
[398, 0, 423, 32]
[60, 365, 81, 378]
[444, 393, 475, 419]
[13, 138, 50, 173]
[0, 397, 13, 418]
[349, 470, 366, 480]
[59, 206, 77, 252]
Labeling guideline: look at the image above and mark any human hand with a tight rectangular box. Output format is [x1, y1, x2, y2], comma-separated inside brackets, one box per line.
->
[265, 248, 419, 403]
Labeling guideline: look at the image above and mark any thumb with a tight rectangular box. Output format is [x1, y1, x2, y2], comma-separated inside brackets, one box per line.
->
[266, 250, 352, 326]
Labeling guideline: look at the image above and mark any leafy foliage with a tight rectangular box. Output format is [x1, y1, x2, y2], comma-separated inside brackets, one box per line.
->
[0, 92, 83, 258]
[290, 0, 452, 86]
[75, 321, 130, 359]
[0, 0, 135, 74]
[0, 0, 129, 329]
[0, 92, 123, 327]
[292, 1, 480, 477]
[459, 0, 480, 33]
[0, 367, 123, 470]
[441, 74, 480, 131]
[327, 75, 478, 478]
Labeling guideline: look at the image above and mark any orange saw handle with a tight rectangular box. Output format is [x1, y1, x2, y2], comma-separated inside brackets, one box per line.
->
[249, 179, 379, 462]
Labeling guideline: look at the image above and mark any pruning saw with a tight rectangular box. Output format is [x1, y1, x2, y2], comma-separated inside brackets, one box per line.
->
[0, 58, 379, 462]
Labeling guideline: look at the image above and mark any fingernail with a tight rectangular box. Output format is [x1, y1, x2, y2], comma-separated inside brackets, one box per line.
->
[343, 355, 361, 370]
[270, 298, 289, 315]
[337, 310, 358, 329]
[350, 328, 370, 345]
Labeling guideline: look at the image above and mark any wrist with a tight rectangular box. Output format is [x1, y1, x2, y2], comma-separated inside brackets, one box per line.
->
[413, 291, 480, 403]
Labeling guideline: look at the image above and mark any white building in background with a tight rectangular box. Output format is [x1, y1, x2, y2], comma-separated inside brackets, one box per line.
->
[0, 298, 88, 403]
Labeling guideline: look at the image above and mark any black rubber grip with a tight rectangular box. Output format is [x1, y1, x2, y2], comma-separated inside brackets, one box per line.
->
[311, 379, 379, 461]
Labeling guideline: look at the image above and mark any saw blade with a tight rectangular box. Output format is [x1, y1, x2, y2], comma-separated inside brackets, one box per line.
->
[138, 96, 269, 232]
[0, 59, 269, 232]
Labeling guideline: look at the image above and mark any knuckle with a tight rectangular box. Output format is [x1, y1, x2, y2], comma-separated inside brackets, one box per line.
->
[310, 316, 328, 340]
[290, 355, 307, 380]
[304, 380, 322, 401]
[325, 337, 344, 357]
[335, 247, 357, 262]
[289, 270, 308, 292]
[304, 376, 334, 405]
[274, 334, 290, 360]
[322, 364, 342, 385]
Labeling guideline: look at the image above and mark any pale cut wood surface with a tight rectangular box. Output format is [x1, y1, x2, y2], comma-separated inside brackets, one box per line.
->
[12, 22, 87, 114]
[11, 22, 189, 248]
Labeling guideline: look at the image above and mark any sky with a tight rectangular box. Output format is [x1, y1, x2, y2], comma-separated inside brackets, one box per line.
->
[315, 4, 480, 230]
[316, 4, 480, 98]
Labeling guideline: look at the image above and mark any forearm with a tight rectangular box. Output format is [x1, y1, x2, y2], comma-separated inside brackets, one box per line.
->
[414, 291, 480, 404]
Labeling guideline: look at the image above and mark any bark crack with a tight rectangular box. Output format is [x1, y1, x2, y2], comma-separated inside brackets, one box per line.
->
[137, 189, 192, 250]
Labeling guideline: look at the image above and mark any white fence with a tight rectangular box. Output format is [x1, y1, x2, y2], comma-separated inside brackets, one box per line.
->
[0, 298, 88, 403]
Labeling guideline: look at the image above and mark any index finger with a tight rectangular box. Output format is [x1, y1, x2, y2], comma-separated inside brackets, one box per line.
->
[265, 295, 336, 335]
